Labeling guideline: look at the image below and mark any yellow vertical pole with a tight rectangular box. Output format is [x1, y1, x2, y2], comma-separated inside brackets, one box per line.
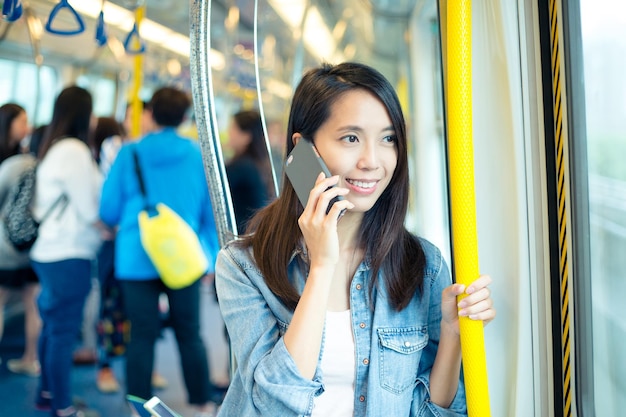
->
[446, 1, 491, 416]
[130, 6, 145, 138]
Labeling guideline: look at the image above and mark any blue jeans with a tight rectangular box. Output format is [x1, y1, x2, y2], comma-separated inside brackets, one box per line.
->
[32, 259, 92, 415]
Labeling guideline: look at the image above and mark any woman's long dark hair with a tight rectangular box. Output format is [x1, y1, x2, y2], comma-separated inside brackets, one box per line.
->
[38, 86, 93, 159]
[230, 110, 275, 199]
[241, 62, 425, 311]
[92, 116, 125, 163]
[0, 103, 25, 163]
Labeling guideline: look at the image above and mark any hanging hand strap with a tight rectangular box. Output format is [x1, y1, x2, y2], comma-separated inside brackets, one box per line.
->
[124, 22, 146, 54]
[45, 0, 85, 36]
[2, 0, 23, 22]
[95, 10, 107, 47]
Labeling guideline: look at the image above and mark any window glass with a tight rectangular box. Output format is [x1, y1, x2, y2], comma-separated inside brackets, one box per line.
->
[580, 1, 626, 414]
[76, 74, 117, 117]
[0, 59, 58, 126]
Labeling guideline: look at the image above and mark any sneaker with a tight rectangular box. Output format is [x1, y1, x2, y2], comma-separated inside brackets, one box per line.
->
[151, 372, 168, 389]
[7, 359, 41, 377]
[96, 368, 120, 393]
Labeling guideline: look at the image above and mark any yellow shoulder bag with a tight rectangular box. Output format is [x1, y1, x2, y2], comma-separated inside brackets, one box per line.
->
[133, 149, 208, 289]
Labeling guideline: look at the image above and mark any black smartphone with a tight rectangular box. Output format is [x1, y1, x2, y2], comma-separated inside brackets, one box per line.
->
[284, 139, 345, 215]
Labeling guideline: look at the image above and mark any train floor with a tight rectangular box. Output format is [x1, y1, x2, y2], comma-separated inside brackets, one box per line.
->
[0, 282, 231, 417]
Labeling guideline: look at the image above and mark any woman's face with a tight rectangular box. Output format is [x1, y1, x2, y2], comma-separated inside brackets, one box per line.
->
[312, 89, 398, 213]
[10, 111, 29, 145]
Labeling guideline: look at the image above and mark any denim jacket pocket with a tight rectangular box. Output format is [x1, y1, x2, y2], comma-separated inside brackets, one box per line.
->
[377, 326, 428, 394]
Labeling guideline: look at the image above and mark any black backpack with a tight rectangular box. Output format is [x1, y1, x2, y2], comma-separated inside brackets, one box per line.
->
[2, 166, 67, 252]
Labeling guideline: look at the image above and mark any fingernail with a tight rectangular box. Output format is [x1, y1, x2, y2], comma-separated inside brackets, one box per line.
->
[466, 286, 474, 294]
[458, 308, 468, 317]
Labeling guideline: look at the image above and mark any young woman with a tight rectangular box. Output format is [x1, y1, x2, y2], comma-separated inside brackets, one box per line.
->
[0, 103, 41, 377]
[225, 109, 275, 233]
[30, 86, 103, 417]
[214, 62, 495, 417]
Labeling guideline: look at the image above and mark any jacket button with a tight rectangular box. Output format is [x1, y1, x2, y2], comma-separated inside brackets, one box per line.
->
[356, 284, 362, 290]
[363, 358, 369, 365]
[359, 322, 366, 329]
[359, 395, 365, 402]
[404, 341, 411, 347]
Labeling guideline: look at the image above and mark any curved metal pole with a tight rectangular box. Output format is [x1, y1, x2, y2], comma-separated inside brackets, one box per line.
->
[189, 0, 238, 245]
[253, 0, 279, 197]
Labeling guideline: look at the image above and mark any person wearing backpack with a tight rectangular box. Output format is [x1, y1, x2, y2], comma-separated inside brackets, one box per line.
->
[29, 86, 103, 417]
[100, 86, 220, 417]
[0, 103, 42, 377]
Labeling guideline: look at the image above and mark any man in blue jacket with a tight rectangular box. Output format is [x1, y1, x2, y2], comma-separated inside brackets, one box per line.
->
[100, 86, 219, 417]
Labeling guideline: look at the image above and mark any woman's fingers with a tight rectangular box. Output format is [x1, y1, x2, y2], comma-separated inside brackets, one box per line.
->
[457, 274, 496, 324]
[458, 294, 495, 321]
[303, 173, 350, 218]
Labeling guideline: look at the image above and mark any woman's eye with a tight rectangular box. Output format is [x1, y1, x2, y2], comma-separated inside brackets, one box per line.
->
[382, 135, 397, 143]
[342, 135, 359, 143]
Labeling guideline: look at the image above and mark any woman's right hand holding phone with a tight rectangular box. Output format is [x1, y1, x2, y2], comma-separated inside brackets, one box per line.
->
[298, 172, 353, 269]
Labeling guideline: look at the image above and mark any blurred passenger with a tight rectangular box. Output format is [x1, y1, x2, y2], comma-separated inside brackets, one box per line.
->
[93, 116, 126, 176]
[100, 86, 220, 416]
[0, 103, 41, 377]
[28, 124, 49, 159]
[0, 103, 29, 160]
[266, 118, 286, 187]
[214, 62, 496, 417]
[90, 115, 169, 393]
[88, 116, 126, 394]
[123, 100, 154, 141]
[225, 110, 275, 234]
[30, 86, 103, 417]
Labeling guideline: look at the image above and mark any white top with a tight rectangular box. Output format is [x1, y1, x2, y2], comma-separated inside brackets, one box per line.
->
[30, 138, 102, 262]
[312, 309, 356, 417]
[99, 134, 124, 177]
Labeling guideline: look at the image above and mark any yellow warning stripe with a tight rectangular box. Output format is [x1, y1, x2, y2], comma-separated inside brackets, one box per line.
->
[548, 0, 572, 415]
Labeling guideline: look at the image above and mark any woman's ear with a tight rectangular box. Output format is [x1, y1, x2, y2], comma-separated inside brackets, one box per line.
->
[291, 133, 303, 146]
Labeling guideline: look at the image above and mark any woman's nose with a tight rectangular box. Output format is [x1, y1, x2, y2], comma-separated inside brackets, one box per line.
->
[356, 142, 379, 170]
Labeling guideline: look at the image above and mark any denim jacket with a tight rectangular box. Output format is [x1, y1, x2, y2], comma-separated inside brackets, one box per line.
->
[215, 237, 467, 417]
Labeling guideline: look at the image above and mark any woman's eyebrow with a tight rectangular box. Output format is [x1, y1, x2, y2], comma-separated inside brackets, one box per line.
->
[335, 125, 395, 134]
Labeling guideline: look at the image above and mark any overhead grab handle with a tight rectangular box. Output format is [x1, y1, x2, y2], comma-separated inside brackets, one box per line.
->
[2, 0, 23, 22]
[95, 10, 107, 46]
[45, 0, 85, 36]
[124, 22, 145, 54]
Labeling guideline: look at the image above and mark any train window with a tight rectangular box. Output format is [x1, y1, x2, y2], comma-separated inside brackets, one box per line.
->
[76, 74, 117, 117]
[0, 58, 58, 126]
[579, 0, 626, 414]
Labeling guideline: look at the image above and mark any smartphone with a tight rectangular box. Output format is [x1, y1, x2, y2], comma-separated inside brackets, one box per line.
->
[126, 395, 153, 417]
[143, 396, 182, 417]
[285, 139, 345, 215]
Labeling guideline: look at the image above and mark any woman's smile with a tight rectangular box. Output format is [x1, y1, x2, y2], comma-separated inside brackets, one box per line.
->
[345, 178, 379, 194]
